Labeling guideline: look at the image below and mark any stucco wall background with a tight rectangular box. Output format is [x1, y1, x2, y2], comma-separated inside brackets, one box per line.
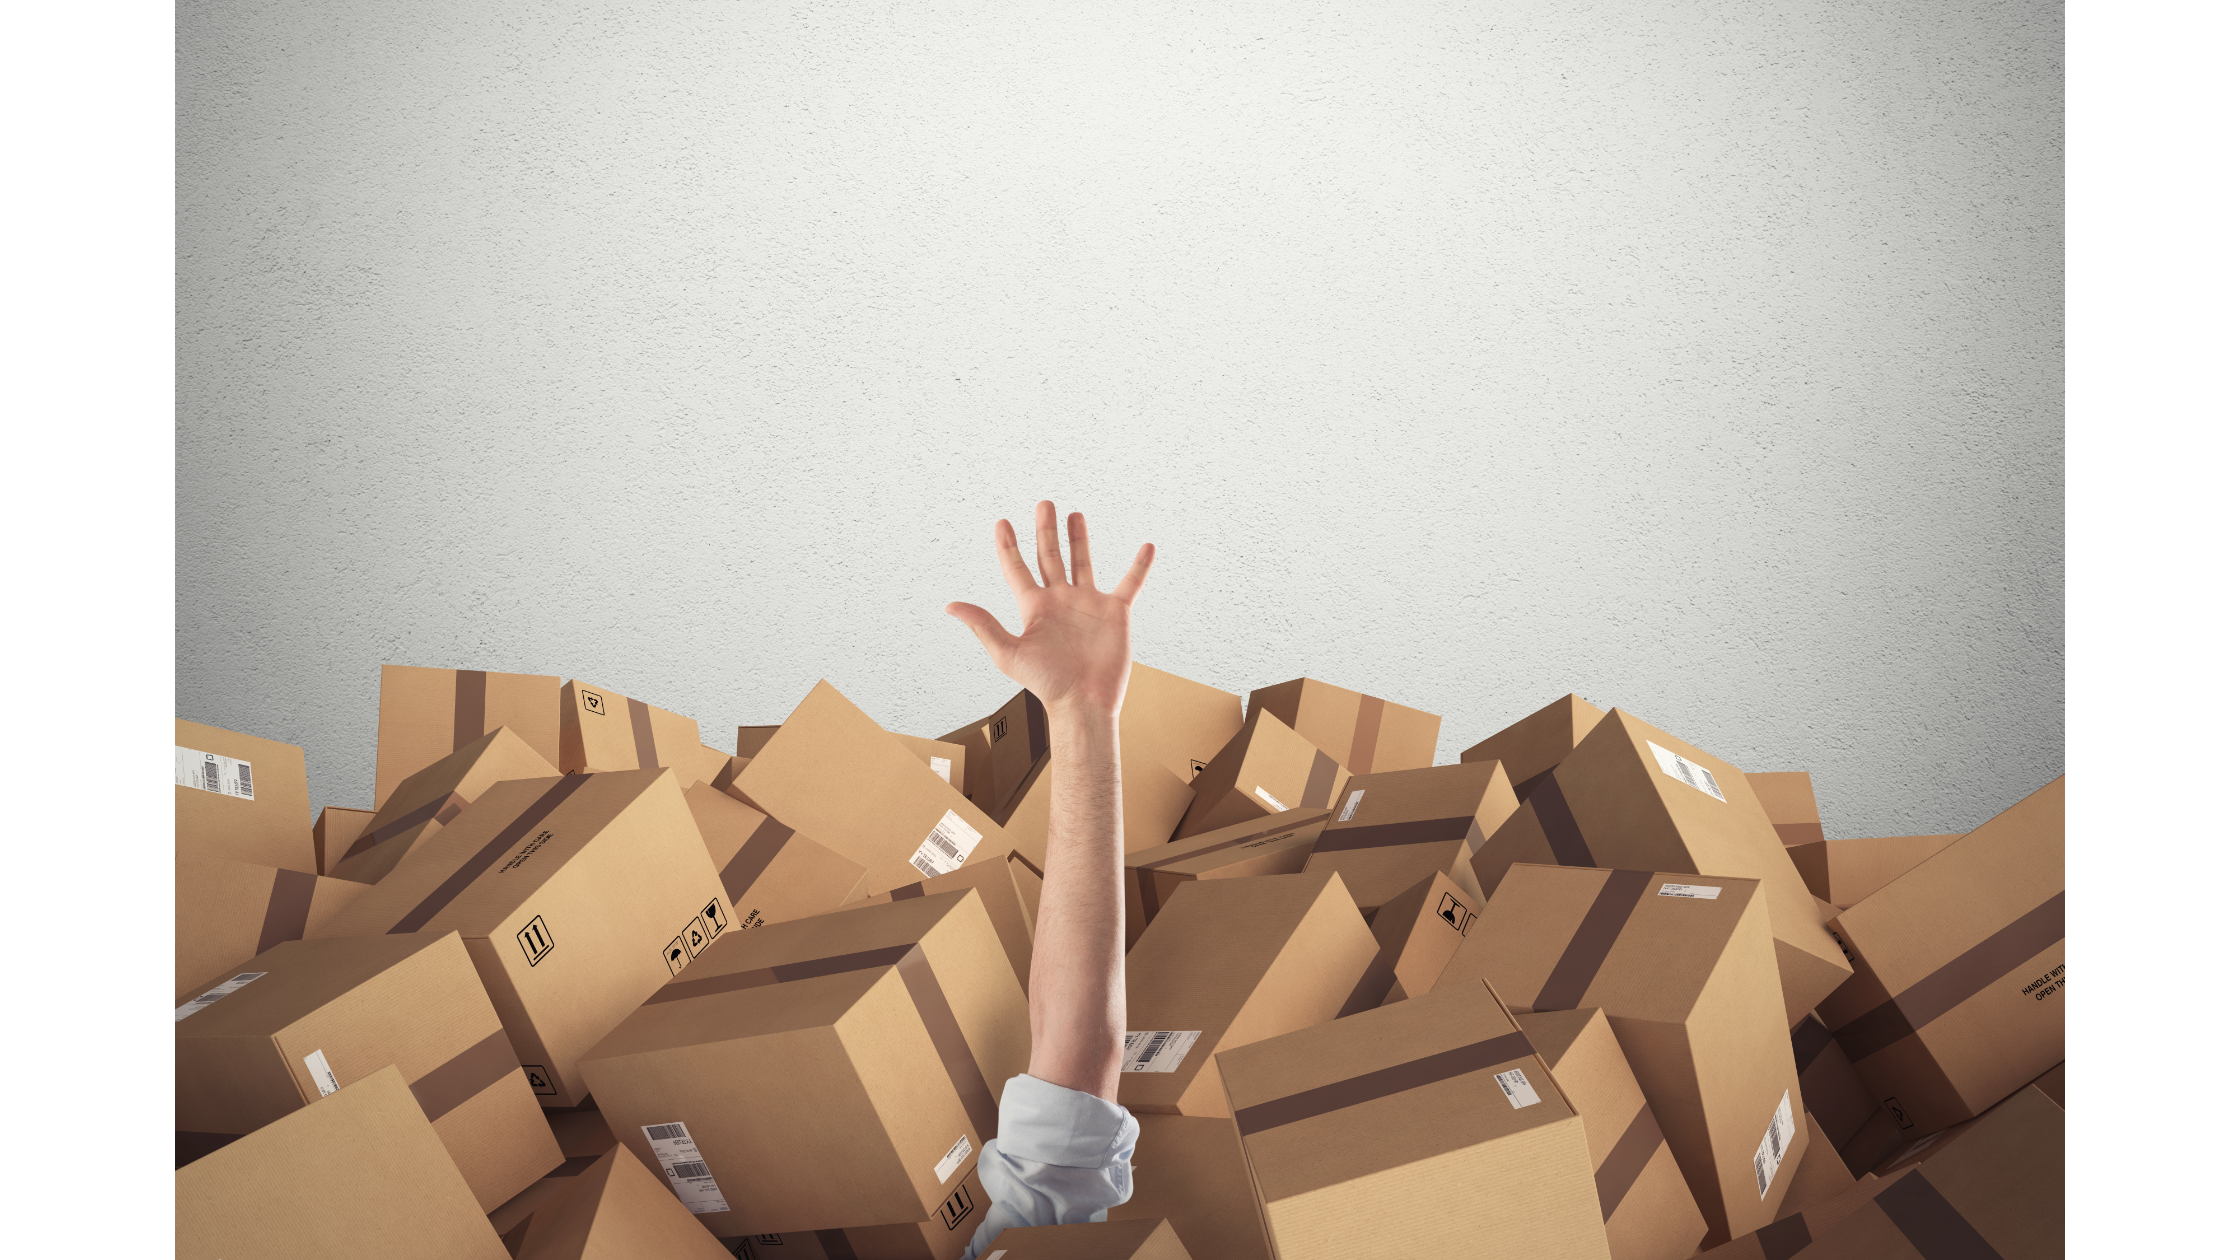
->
[177, 0, 2061, 840]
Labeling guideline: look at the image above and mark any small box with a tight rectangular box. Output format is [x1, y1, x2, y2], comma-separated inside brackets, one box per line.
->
[511, 1147, 738, 1260]
[1119, 660, 1245, 786]
[177, 718, 316, 873]
[1245, 676, 1441, 774]
[1175, 710, 1351, 841]
[977, 1219, 1192, 1259]
[375, 664, 563, 810]
[939, 689, 1049, 816]
[175, 854, 371, 1004]
[1746, 771, 1826, 847]
[685, 782, 867, 933]
[330, 726, 559, 885]
[847, 851, 1040, 989]
[1123, 807, 1331, 949]
[559, 678, 705, 774]
[1303, 759, 1517, 912]
[1364, 869, 1484, 1007]
[1458, 692, 1605, 800]
[313, 806, 375, 875]
[1786, 833, 1965, 909]
[1107, 1115, 1273, 1260]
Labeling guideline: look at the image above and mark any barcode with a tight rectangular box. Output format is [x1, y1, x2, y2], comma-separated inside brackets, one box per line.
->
[230, 973, 260, 983]
[237, 763, 253, 791]
[646, 1124, 687, 1140]
[671, 1161, 710, 1179]
[925, 829, 961, 860]
[203, 762, 219, 791]
[1766, 1119, 1786, 1161]
[911, 854, 942, 878]
[1754, 1151, 1771, 1194]
[1133, 1031, 1171, 1064]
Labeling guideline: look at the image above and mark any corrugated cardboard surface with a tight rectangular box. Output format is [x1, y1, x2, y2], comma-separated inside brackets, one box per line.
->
[1124, 808, 1329, 947]
[686, 782, 866, 932]
[1304, 759, 1515, 910]
[1788, 833, 1966, 909]
[1246, 677, 1442, 775]
[1176, 709, 1351, 840]
[1108, 1115, 1273, 1260]
[560, 678, 704, 774]
[1459, 692, 1605, 799]
[1366, 869, 1483, 1006]
[979, 1218, 1191, 1259]
[726, 1163, 991, 1259]
[1790, 1014, 1876, 1151]
[847, 851, 1039, 989]
[517, 1147, 737, 1260]
[313, 805, 375, 875]
[176, 853, 370, 1004]
[1746, 772, 1826, 848]
[375, 665, 562, 810]
[891, 731, 969, 791]
[1119, 660, 1244, 786]
[177, 718, 316, 872]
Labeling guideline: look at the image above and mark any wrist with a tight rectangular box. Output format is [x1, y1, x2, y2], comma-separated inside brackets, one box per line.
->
[1045, 696, 1122, 730]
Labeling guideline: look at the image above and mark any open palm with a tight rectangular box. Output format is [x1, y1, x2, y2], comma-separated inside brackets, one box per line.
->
[946, 501, 1154, 716]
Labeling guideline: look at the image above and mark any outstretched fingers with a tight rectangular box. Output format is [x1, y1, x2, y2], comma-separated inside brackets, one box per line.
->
[995, 519, 1040, 602]
[1066, 511, 1095, 588]
[946, 602, 1021, 667]
[1111, 542, 1156, 605]
[1033, 500, 1069, 587]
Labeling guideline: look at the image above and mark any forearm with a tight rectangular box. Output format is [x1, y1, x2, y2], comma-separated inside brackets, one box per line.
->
[1026, 702, 1127, 1100]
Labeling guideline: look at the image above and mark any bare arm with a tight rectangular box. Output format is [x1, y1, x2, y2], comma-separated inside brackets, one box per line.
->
[947, 501, 1153, 1101]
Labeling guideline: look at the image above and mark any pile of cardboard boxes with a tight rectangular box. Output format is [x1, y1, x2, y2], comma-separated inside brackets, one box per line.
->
[176, 668, 2064, 1259]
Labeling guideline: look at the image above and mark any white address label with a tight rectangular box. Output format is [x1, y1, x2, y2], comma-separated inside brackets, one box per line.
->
[1494, 1068, 1542, 1109]
[176, 745, 255, 800]
[934, 1133, 973, 1182]
[304, 1049, 342, 1097]
[174, 971, 267, 1022]
[930, 756, 953, 783]
[1647, 742, 1725, 801]
[642, 1121, 730, 1214]
[1121, 1029, 1202, 1073]
[1337, 789, 1365, 822]
[909, 810, 984, 879]
[1658, 883, 1723, 900]
[1752, 1091, 1797, 1198]
[1253, 786, 1288, 811]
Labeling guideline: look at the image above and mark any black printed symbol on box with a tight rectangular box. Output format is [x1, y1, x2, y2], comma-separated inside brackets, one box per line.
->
[523, 1064, 559, 1096]
[581, 690, 607, 716]
[937, 1185, 975, 1229]
[1189, 759, 1209, 779]
[1436, 893, 1476, 936]
[751, 1237, 781, 1248]
[991, 716, 1009, 742]
[682, 917, 711, 959]
[1884, 1096, 1913, 1131]
[517, 915, 554, 966]
[700, 897, 729, 940]
[663, 936, 690, 975]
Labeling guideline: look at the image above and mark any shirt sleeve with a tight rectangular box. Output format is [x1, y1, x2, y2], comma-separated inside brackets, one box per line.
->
[961, 1073, 1139, 1260]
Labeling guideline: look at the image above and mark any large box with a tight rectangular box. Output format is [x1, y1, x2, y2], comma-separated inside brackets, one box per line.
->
[1107, 1115, 1274, 1260]
[1789, 1013, 1876, 1152]
[721, 1165, 991, 1259]
[994, 726, 1199, 869]
[175, 854, 371, 1004]
[1819, 776, 2064, 1137]
[1175, 710, 1351, 840]
[1773, 1112, 1857, 1219]
[731, 680, 1015, 894]
[489, 1107, 624, 1253]
[315, 768, 730, 1108]
[685, 782, 867, 933]
[313, 806, 375, 875]
[976, 1219, 1191, 1259]
[176, 930, 561, 1211]
[1471, 709, 1853, 1026]
[1786, 833, 1965, 909]
[1218, 979, 1611, 1260]
[847, 851, 1039, 988]
[1691, 1175, 1886, 1260]
[1459, 692, 1605, 800]
[1302, 759, 1517, 912]
[330, 726, 560, 885]
[560, 678, 705, 774]
[177, 1066, 514, 1260]
[1517, 1007, 1706, 1260]
[940, 688, 1049, 817]
[579, 889, 1029, 1235]
[376, 664, 563, 809]
[1121, 871, 1385, 1117]
[1436, 865, 1805, 1242]
[513, 1147, 738, 1260]
[1123, 807, 1330, 949]
[177, 718, 317, 872]
[1120, 660, 1245, 785]
[1365, 870, 1483, 1006]
[1747, 772, 1826, 848]
[1245, 677, 1440, 775]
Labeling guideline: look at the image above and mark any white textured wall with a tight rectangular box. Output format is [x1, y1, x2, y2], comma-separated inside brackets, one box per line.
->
[177, 0, 2061, 840]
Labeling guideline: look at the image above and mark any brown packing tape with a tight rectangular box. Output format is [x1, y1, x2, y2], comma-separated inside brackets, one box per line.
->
[255, 868, 319, 954]
[1789, 1015, 1836, 1074]
[1137, 814, 1333, 871]
[1303, 749, 1341, 810]
[719, 816, 798, 905]
[388, 776, 593, 934]
[1314, 815, 1479, 853]
[1532, 870, 1653, 1011]
[1758, 1213, 1814, 1260]
[408, 1028, 521, 1123]
[1833, 892, 2065, 1062]
[1348, 694, 1385, 773]
[1233, 1031, 1534, 1137]
[816, 1229, 861, 1258]
[1774, 823, 1826, 847]
[1593, 1100, 1666, 1221]
[628, 698, 658, 769]
[1872, 1170, 2001, 1259]
[455, 669, 488, 752]
[1531, 777, 1595, 867]
[346, 790, 471, 860]
[889, 882, 927, 900]
[1335, 949, 1401, 1018]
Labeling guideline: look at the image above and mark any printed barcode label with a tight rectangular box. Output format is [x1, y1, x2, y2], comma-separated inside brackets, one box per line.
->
[1752, 1091, 1796, 1198]
[1657, 883, 1723, 900]
[908, 810, 984, 879]
[930, 756, 953, 782]
[1120, 1029, 1202, 1073]
[173, 971, 267, 1021]
[933, 1133, 973, 1182]
[642, 1121, 730, 1214]
[1647, 742, 1725, 802]
[1494, 1068, 1542, 1109]
[304, 1048, 342, 1097]
[1253, 786, 1288, 811]
[1337, 789, 1365, 822]
[176, 746, 256, 801]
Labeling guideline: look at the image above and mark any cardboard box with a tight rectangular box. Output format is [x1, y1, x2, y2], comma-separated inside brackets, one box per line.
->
[1818, 776, 2064, 1138]
[736, 725, 780, 759]
[683, 743, 738, 788]
[1123, 808, 1331, 949]
[512, 1147, 739, 1260]
[1459, 692, 1605, 801]
[1774, 1112, 1857, 1218]
[2027, 1061, 2064, 1109]
[1790, 1013, 1876, 1152]
[976, 1219, 1191, 1259]
[313, 806, 375, 875]
[1218, 979, 1611, 1260]
[1786, 834, 1966, 909]
[1119, 660, 1245, 785]
[713, 754, 753, 794]
[1691, 1174, 1885, 1260]
[177, 1066, 514, 1260]
[686, 782, 868, 933]
[1836, 1105, 1907, 1181]
[938, 689, 1047, 815]
[177, 718, 317, 872]
[1302, 759, 1517, 912]
[315, 768, 731, 1108]
[560, 678, 705, 774]
[1516, 1007, 1707, 1260]
[579, 889, 1029, 1235]
[1364, 869, 1483, 1007]
[1470, 709, 1853, 1026]
[1747, 772, 1826, 848]
[731, 680, 1016, 895]
[893, 732, 969, 792]
[846, 851, 1039, 989]
[1245, 677, 1441, 775]
[1107, 1115, 1274, 1260]
[934, 710, 998, 804]
[376, 664, 563, 809]
[489, 1107, 624, 1253]
[1435, 865, 1805, 1242]
[1121, 871, 1386, 1117]
[175, 930, 562, 1212]
[1175, 710, 1352, 841]
[176, 853, 372, 1004]
[330, 726, 560, 885]
[721, 1164, 991, 1259]
[994, 726, 1199, 869]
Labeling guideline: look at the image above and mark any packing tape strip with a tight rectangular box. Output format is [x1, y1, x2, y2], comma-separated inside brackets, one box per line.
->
[454, 670, 488, 752]
[256, 868, 320, 955]
[629, 697, 659, 770]
[815, 1229, 862, 1258]
[1311, 815, 1482, 853]
[1530, 776, 1596, 868]
[387, 776, 592, 934]
[409, 1027, 520, 1123]
[1335, 948, 1401, 1018]
[1233, 1030, 1535, 1137]
[1789, 1014, 1836, 1075]
[1832, 891, 2065, 1063]
[1755, 1213, 1815, 1260]
[1134, 814, 1332, 872]
[1593, 1099, 1668, 1222]
[1301, 748, 1342, 813]
[718, 814, 797, 905]
[346, 790, 470, 860]
[1871, 1169, 2001, 1259]
[1347, 694, 1385, 774]
[1531, 870, 1654, 1011]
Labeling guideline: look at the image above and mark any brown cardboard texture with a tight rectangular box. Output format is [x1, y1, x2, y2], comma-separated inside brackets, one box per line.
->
[996, 724, 1198, 869]
[488, 1109, 624, 1253]
[1120, 660, 1245, 785]
[736, 725, 781, 758]
[1787, 833, 1965, 909]
[723, 1163, 991, 1259]
[1219, 979, 1611, 1260]
[1818, 776, 2064, 1137]
[1460, 692, 1605, 800]
[513, 1147, 738, 1260]
[848, 851, 1040, 988]
[893, 731, 969, 791]
[376, 664, 563, 809]
[683, 743, 737, 788]
[314, 768, 731, 1107]
[1123, 808, 1330, 949]
[313, 806, 374, 875]
[177, 1066, 513, 1260]
[686, 782, 867, 932]
[177, 718, 316, 872]
[1517, 1007, 1706, 1260]
[1470, 708, 1852, 1026]
[560, 678, 705, 774]
[1175, 709, 1351, 840]
[1108, 1115, 1274, 1260]
[1365, 869, 1484, 1007]
[1435, 865, 1805, 1242]
[1774, 1111, 1857, 1219]
[1303, 759, 1516, 911]
[175, 930, 562, 1211]
[579, 889, 1029, 1235]
[1790, 1013, 1876, 1151]
[934, 709, 998, 804]
[1692, 1174, 1885, 1260]
[1122, 870, 1386, 1117]
[1747, 772, 1826, 848]
[175, 854, 372, 1004]
[331, 725, 560, 884]
[979, 1219, 1192, 1259]
[1246, 676, 1441, 775]
[731, 680, 1015, 894]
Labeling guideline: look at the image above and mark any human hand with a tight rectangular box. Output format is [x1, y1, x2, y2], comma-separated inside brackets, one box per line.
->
[946, 501, 1153, 720]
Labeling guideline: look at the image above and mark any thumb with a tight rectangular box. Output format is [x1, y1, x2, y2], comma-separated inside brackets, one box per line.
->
[946, 602, 1020, 667]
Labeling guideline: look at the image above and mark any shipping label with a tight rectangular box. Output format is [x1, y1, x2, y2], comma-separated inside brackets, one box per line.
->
[1647, 741, 1726, 802]
[1337, 788, 1365, 822]
[1253, 786, 1288, 811]
[642, 1121, 731, 1214]
[176, 745, 255, 800]
[1657, 883, 1723, 900]
[934, 1133, 973, 1182]
[1121, 1030, 1202, 1073]
[1494, 1068, 1542, 1109]
[1752, 1091, 1797, 1198]
[174, 972, 267, 1022]
[909, 810, 984, 879]
[303, 1048, 341, 1097]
